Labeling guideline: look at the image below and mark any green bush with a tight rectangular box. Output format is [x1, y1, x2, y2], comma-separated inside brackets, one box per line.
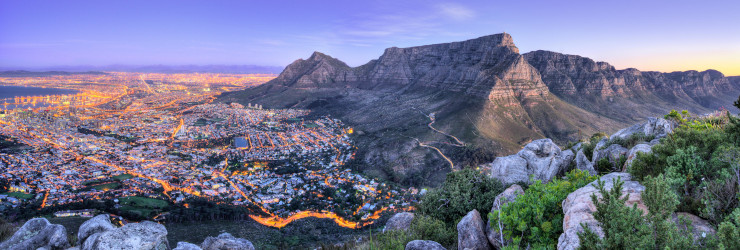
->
[490, 170, 596, 248]
[578, 175, 693, 249]
[582, 133, 608, 160]
[666, 146, 708, 196]
[716, 208, 740, 249]
[627, 152, 660, 182]
[418, 169, 504, 225]
[367, 215, 456, 249]
[367, 229, 415, 250]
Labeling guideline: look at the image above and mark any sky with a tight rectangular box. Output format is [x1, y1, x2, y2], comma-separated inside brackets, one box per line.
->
[1, 0, 739, 75]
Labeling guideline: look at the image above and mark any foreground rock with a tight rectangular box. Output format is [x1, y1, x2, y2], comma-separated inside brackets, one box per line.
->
[610, 117, 674, 140]
[672, 212, 716, 243]
[82, 221, 168, 250]
[405, 240, 446, 250]
[201, 233, 255, 250]
[623, 143, 653, 171]
[77, 214, 116, 246]
[557, 173, 647, 250]
[575, 148, 597, 175]
[487, 184, 524, 249]
[0, 218, 68, 250]
[383, 212, 415, 232]
[490, 139, 574, 184]
[592, 144, 628, 171]
[174, 241, 203, 250]
[457, 209, 490, 250]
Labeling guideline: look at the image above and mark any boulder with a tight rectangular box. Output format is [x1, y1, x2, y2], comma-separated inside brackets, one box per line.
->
[405, 240, 446, 250]
[491, 139, 573, 184]
[383, 212, 415, 233]
[82, 221, 168, 250]
[457, 209, 489, 250]
[201, 233, 254, 250]
[575, 148, 597, 175]
[0, 218, 69, 250]
[672, 212, 716, 243]
[592, 144, 628, 171]
[174, 241, 203, 250]
[623, 144, 653, 171]
[610, 117, 674, 140]
[77, 214, 116, 246]
[557, 173, 647, 250]
[487, 184, 524, 249]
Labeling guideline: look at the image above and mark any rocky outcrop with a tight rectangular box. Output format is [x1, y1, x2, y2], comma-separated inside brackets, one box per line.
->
[490, 139, 574, 184]
[82, 221, 168, 250]
[592, 144, 629, 171]
[457, 209, 490, 250]
[0, 218, 68, 250]
[623, 143, 653, 171]
[487, 184, 524, 249]
[610, 117, 674, 140]
[557, 173, 647, 250]
[405, 240, 446, 250]
[174, 242, 203, 250]
[383, 212, 415, 232]
[201, 233, 255, 250]
[672, 212, 716, 242]
[575, 148, 597, 175]
[77, 214, 116, 246]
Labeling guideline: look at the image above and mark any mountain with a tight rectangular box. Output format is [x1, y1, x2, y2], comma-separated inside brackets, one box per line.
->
[523, 50, 740, 120]
[219, 33, 623, 185]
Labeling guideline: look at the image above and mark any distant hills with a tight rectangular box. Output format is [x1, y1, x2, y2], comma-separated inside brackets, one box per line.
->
[0, 65, 284, 74]
[0, 70, 108, 77]
[218, 33, 740, 186]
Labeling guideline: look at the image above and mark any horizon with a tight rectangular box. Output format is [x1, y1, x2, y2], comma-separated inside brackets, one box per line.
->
[1, 0, 739, 75]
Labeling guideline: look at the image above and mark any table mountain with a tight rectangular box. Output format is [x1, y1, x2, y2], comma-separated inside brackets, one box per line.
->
[218, 33, 737, 186]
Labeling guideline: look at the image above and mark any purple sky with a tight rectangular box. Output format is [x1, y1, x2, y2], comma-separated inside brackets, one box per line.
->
[1, 0, 739, 75]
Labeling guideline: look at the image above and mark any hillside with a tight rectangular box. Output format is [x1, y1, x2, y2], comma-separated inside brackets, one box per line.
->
[218, 33, 738, 186]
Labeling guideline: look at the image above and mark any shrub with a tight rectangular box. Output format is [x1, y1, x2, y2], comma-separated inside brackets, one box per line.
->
[716, 208, 740, 249]
[627, 152, 660, 182]
[367, 229, 414, 250]
[490, 170, 596, 249]
[0, 217, 15, 242]
[582, 133, 608, 160]
[666, 146, 707, 196]
[366, 215, 456, 249]
[418, 169, 504, 225]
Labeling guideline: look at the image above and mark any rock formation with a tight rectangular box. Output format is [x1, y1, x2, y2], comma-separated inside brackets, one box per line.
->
[0, 218, 68, 250]
[201, 233, 255, 250]
[487, 184, 524, 249]
[405, 240, 446, 250]
[82, 221, 169, 250]
[610, 117, 674, 140]
[489, 139, 574, 184]
[457, 209, 490, 250]
[77, 214, 116, 246]
[383, 212, 415, 232]
[623, 143, 653, 171]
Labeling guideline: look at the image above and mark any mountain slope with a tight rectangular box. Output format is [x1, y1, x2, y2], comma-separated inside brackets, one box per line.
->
[219, 34, 621, 185]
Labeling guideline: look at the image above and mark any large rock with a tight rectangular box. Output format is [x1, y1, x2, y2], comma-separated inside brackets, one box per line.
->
[201, 233, 254, 250]
[77, 214, 116, 246]
[491, 139, 574, 184]
[457, 209, 489, 250]
[383, 212, 415, 233]
[82, 221, 168, 250]
[557, 173, 647, 250]
[405, 240, 446, 250]
[610, 117, 674, 140]
[174, 241, 203, 250]
[592, 144, 628, 171]
[0, 218, 68, 250]
[672, 212, 716, 243]
[623, 143, 653, 171]
[575, 148, 597, 175]
[487, 184, 524, 249]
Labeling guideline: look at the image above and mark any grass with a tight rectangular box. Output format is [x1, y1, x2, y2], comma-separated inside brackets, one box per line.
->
[1, 192, 34, 199]
[77, 182, 121, 192]
[112, 174, 134, 181]
[119, 196, 169, 209]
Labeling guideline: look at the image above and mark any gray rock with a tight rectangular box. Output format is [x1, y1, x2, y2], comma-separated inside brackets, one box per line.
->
[201, 233, 254, 250]
[610, 117, 674, 140]
[487, 184, 524, 249]
[592, 144, 628, 171]
[405, 240, 446, 250]
[623, 144, 653, 171]
[593, 138, 608, 153]
[77, 214, 116, 246]
[383, 212, 415, 233]
[575, 148, 597, 175]
[0, 218, 69, 250]
[557, 173, 647, 250]
[491, 139, 574, 184]
[672, 212, 716, 243]
[174, 241, 203, 250]
[457, 209, 489, 250]
[82, 221, 168, 250]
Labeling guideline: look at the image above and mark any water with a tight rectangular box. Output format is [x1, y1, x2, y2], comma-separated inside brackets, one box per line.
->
[0, 85, 79, 100]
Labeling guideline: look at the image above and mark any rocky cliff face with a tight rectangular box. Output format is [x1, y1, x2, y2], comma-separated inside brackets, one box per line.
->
[524, 50, 740, 117]
[219, 33, 738, 186]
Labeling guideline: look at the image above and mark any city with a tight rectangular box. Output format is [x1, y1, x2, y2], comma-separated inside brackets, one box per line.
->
[0, 72, 412, 229]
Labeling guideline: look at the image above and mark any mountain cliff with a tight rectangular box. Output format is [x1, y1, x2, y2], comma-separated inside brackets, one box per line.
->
[219, 33, 737, 186]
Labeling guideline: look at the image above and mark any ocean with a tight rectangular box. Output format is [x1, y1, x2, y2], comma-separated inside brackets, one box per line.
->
[0, 85, 79, 100]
